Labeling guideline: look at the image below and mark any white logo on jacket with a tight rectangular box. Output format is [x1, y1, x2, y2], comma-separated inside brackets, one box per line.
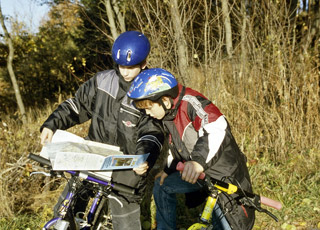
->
[122, 120, 136, 127]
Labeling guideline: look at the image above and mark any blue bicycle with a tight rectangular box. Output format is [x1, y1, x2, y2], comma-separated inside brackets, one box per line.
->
[29, 153, 135, 230]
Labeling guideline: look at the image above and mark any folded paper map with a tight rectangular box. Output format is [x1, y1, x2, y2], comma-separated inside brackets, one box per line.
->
[40, 130, 149, 171]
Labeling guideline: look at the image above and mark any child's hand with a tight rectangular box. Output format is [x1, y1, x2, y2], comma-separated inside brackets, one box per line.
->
[155, 171, 168, 185]
[181, 161, 204, 184]
[40, 127, 53, 146]
[133, 162, 149, 175]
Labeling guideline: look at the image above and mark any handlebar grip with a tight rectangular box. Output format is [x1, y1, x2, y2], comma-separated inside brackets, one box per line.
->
[260, 195, 282, 210]
[176, 162, 205, 180]
[28, 153, 51, 167]
[113, 183, 136, 195]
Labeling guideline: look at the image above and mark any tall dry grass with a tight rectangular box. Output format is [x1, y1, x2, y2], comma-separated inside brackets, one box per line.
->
[0, 102, 90, 222]
[184, 33, 320, 228]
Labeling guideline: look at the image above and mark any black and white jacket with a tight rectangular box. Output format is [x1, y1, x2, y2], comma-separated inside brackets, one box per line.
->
[41, 69, 164, 200]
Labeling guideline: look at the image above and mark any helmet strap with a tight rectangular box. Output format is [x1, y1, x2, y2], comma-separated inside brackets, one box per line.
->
[158, 98, 168, 113]
[157, 97, 174, 115]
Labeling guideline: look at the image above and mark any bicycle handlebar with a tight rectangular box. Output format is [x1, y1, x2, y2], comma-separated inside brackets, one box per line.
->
[29, 153, 51, 166]
[176, 161, 282, 210]
[260, 195, 282, 210]
[28, 153, 136, 195]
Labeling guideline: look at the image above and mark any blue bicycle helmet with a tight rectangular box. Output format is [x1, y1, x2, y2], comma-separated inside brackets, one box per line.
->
[112, 31, 150, 66]
[127, 68, 179, 101]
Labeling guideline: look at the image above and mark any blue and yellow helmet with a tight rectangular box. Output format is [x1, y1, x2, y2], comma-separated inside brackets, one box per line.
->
[112, 31, 150, 66]
[127, 68, 179, 101]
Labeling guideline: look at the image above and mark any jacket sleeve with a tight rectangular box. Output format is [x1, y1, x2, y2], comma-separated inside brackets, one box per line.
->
[191, 116, 229, 170]
[134, 115, 164, 169]
[40, 75, 97, 133]
[185, 96, 227, 170]
[163, 157, 180, 175]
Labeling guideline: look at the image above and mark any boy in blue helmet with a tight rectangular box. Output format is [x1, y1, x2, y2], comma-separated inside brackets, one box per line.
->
[128, 68, 255, 230]
[40, 31, 164, 230]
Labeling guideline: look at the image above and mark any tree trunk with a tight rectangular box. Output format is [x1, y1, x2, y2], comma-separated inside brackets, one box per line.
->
[240, 0, 247, 79]
[302, 0, 320, 56]
[169, 0, 189, 84]
[0, 5, 26, 123]
[221, 0, 233, 58]
[310, 0, 320, 56]
[112, 0, 126, 33]
[104, 0, 119, 41]
[203, 0, 209, 70]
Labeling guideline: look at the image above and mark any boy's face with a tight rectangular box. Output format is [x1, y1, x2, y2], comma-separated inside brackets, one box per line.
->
[144, 102, 166, 120]
[119, 64, 143, 82]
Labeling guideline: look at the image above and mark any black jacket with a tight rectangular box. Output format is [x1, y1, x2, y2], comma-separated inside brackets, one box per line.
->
[41, 69, 164, 201]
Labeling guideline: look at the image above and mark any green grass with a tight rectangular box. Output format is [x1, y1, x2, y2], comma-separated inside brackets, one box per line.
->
[0, 213, 46, 230]
[248, 153, 320, 230]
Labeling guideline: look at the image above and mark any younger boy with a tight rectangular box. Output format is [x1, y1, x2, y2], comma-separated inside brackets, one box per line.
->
[127, 68, 255, 230]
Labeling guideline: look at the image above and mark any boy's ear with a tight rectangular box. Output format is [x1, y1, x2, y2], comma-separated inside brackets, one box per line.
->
[140, 60, 147, 69]
[163, 97, 171, 109]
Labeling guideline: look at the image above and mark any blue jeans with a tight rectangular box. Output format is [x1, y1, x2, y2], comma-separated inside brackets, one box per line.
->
[153, 172, 232, 230]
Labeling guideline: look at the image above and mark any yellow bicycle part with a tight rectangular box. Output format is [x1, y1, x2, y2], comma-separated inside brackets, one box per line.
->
[200, 195, 218, 222]
[214, 183, 238, 195]
[188, 222, 209, 230]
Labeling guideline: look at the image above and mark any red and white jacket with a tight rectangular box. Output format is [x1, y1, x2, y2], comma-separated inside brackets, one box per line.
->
[163, 84, 255, 229]
[163, 83, 252, 188]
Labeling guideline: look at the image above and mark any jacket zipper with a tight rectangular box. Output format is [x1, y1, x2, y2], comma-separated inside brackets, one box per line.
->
[120, 107, 140, 118]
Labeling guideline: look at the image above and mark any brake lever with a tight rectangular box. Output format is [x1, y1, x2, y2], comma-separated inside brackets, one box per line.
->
[258, 207, 279, 222]
[30, 171, 52, 177]
[30, 170, 63, 178]
[239, 196, 279, 222]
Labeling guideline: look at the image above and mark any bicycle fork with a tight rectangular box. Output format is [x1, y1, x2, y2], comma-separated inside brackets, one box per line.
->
[200, 191, 219, 223]
[188, 190, 232, 230]
[43, 191, 75, 230]
[187, 191, 219, 230]
[85, 190, 105, 228]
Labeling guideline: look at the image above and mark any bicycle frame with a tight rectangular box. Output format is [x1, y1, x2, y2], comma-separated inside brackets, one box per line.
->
[44, 183, 108, 230]
[29, 153, 135, 230]
[44, 190, 76, 229]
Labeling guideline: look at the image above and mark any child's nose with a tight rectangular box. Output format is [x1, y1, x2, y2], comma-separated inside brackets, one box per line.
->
[122, 69, 128, 75]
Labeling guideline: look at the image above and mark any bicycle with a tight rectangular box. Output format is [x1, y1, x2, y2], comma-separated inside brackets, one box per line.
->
[28, 153, 136, 230]
[176, 162, 282, 230]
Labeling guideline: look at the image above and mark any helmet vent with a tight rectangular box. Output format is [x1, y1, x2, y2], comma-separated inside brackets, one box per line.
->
[127, 50, 132, 62]
[116, 49, 121, 59]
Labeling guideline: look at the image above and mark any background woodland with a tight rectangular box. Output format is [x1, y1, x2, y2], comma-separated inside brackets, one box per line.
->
[0, 0, 319, 229]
